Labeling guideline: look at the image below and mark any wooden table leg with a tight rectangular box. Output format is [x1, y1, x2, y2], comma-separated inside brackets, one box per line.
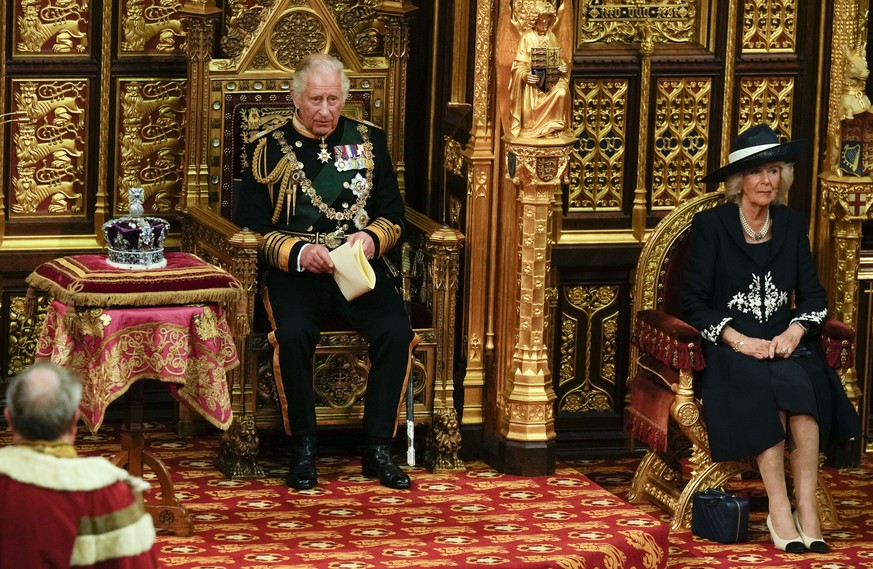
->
[111, 381, 194, 537]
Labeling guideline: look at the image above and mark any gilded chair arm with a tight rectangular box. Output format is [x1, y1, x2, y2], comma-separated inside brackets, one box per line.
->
[820, 318, 855, 370]
[633, 309, 705, 372]
[182, 204, 262, 338]
[405, 207, 464, 410]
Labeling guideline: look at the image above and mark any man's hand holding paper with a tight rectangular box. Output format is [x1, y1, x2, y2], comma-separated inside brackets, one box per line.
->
[329, 239, 376, 301]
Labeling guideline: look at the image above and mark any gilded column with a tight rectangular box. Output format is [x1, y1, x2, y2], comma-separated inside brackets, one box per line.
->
[378, 2, 417, 194]
[460, 0, 498, 431]
[818, 172, 872, 405]
[500, 136, 573, 471]
[424, 225, 466, 472]
[179, 1, 222, 209]
[817, 0, 870, 409]
[631, 25, 653, 241]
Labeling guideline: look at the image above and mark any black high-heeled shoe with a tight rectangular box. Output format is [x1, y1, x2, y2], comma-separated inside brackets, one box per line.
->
[285, 435, 318, 490]
[793, 510, 829, 553]
[362, 443, 411, 489]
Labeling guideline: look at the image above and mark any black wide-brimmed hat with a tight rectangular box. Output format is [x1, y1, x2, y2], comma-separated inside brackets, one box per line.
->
[702, 124, 806, 183]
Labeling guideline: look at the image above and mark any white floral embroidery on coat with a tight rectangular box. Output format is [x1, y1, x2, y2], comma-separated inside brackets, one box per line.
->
[727, 271, 788, 322]
[702, 317, 732, 343]
[791, 309, 827, 325]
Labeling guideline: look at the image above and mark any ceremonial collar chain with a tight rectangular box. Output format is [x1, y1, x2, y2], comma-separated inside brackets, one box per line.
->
[272, 129, 374, 227]
[738, 205, 771, 241]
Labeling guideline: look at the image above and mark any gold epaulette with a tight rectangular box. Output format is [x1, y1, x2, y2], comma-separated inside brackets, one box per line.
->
[244, 115, 292, 143]
[344, 114, 380, 131]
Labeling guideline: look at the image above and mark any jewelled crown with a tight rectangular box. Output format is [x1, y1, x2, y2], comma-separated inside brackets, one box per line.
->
[102, 187, 169, 269]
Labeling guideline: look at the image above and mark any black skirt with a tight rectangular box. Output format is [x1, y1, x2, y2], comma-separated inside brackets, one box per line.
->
[769, 357, 819, 420]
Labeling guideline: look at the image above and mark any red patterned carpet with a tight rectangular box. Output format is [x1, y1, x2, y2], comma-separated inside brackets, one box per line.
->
[573, 455, 873, 569]
[65, 423, 668, 568]
[6, 421, 872, 568]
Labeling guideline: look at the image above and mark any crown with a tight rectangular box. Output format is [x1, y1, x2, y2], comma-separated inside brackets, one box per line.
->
[102, 187, 169, 269]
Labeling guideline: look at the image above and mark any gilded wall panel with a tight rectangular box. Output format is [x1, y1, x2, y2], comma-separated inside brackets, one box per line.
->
[736, 77, 795, 138]
[741, 0, 797, 53]
[116, 79, 187, 214]
[222, 0, 281, 61]
[569, 79, 627, 211]
[577, 0, 702, 46]
[10, 79, 88, 217]
[323, 0, 384, 58]
[119, 0, 186, 56]
[14, 0, 90, 57]
[557, 285, 618, 413]
[651, 78, 712, 210]
[221, 1, 388, 70]
[7, 295, 50, 377]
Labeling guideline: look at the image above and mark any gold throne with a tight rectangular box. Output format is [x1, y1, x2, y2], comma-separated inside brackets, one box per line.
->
[625, 191, 855, 530]
[178, 2, 464, 477]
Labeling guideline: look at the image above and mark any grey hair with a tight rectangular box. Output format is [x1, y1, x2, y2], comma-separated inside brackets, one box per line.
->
[723, 161, 794, 205]
[292, 53, 350, 99]
[6, 363, 82, 441]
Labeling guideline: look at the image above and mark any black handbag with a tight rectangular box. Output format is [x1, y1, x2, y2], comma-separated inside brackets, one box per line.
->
[691, 488, 749, 543]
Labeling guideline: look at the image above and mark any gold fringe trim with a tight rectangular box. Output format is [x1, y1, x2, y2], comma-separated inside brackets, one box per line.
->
[25, 273, 243, 308]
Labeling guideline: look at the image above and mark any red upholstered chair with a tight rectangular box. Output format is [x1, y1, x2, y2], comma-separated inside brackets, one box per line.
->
[625, 191, 854, 530]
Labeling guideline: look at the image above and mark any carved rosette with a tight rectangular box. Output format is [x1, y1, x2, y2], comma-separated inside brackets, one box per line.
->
[268, 9, 329, 70]
[313, 353, 369, 408]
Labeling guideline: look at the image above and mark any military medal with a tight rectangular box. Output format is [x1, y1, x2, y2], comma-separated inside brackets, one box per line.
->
[270, 128, 375, 231]
[334, 144, 368, 171]
[317, 136, 332, 163]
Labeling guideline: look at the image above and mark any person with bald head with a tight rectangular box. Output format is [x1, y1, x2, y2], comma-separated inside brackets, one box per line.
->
[0, 363, 158, 568]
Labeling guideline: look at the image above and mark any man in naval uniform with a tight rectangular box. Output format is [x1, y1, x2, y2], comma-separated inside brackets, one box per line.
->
[237, 53, 415, 490]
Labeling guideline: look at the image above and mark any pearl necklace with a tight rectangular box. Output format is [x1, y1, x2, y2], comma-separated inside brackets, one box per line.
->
[738, 206, 770, 241]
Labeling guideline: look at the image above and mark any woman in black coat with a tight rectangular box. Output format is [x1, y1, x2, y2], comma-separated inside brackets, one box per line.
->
[682, 125, 860, 554]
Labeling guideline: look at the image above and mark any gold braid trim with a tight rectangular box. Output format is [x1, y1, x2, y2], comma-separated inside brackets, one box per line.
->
[365, 217, 402, 256]
[263, 231, 303, 272]
[252, 138, 296, 224]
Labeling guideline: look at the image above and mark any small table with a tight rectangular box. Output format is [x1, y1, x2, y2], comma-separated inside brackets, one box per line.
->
[28, 253, 242, 536]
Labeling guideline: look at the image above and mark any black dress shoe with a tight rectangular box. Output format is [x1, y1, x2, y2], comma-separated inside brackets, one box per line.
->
[285, 435, 318, 490]
[362, 443, 411, 489]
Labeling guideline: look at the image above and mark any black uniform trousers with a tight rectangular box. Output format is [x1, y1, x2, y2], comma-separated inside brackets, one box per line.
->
[263, 263, 415, 440]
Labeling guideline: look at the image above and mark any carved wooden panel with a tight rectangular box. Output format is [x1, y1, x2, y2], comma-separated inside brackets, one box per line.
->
[556, 285, 621, 414]
[568, 79, 627, 212]
[119, 0, 186, 56]
[13, 0, 90, 58]
[115, 79, 187, 215]
[9, 79, 88, 218]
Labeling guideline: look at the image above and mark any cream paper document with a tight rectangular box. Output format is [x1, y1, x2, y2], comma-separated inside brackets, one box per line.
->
[329, 240, 376, 300]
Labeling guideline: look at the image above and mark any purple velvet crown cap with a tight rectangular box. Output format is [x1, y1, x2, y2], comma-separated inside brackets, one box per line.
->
[102, 188, 169, 269]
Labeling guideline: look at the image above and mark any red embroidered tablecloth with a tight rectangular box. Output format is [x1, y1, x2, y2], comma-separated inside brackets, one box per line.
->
[37, 300, 236, 432]
[27, 252, 241, 432]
